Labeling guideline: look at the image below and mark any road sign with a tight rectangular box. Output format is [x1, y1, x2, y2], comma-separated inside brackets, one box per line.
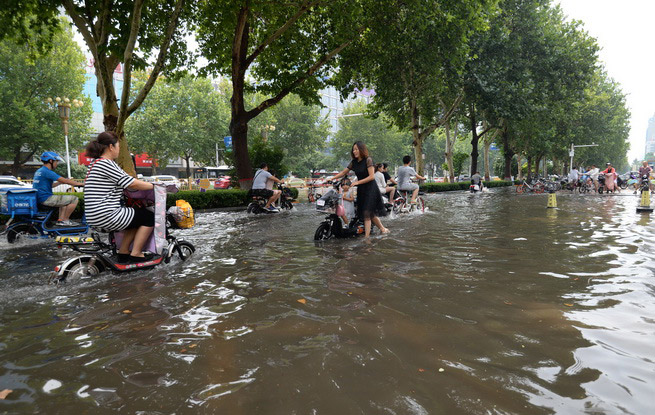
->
[224, 136, 232, 151]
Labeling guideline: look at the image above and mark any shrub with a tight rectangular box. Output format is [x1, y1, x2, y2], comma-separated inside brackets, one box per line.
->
[419, 181, 513, 193]
[168, 187, 298, 209]
[167, 189, 249, 209]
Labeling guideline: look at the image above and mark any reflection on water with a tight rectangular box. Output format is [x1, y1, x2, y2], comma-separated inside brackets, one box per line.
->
[0, 190, 653, 414]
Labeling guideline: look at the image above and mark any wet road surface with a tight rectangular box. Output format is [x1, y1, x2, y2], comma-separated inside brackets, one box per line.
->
[0, 188, 653, 414]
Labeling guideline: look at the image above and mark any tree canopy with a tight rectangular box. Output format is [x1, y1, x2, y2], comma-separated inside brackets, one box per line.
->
[126, 74, 228, 177]
[0, 18, 92, 175]
[1, 0, 194, 175]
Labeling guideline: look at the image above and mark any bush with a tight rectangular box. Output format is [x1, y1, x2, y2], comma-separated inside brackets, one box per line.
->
[419, 181, 513, 193]
[168, 187, 298, 209]
[167, 189, 249, 209]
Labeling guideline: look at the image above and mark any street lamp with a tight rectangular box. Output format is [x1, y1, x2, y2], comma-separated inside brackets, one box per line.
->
[261, 124, 275, 143]
[45, 96, 84, 178]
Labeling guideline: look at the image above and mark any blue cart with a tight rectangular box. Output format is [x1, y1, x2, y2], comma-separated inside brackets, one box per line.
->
[1, 187, 89, 243]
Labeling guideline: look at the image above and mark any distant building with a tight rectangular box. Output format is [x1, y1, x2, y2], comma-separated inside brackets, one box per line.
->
[319, 87, 374, 137]
[645, 113, 655, 156]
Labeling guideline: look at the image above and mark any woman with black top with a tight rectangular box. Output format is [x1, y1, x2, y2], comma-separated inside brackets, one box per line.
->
[330, 141, 389, 237]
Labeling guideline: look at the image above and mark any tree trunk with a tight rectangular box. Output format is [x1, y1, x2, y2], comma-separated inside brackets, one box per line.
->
[526, 156, 532, 179]
[484, 140, 492, 181]
[445, 122, 455, 182]
[97, 62, 136, 177]
[11, 147, 22, 176]
[469, 104, 479, 175]
[502, 130, 514, 180]
[409, 97, 425, 176]
[184, 155, 191, 179]
[230, 116, 253, 189]
[11, 147, 36, 177]
[534, 155, 542, 176]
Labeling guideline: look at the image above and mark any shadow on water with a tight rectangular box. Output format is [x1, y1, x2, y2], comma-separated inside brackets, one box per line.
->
[0, 188, 653, 414]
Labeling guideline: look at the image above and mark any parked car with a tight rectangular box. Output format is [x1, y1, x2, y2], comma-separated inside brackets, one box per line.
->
[150, 175, 181, 188]
[213, 176, 232, 189]
[285, 177, 305, 188]
[0, 176, 32, 189]
[53, 183, 83, 193]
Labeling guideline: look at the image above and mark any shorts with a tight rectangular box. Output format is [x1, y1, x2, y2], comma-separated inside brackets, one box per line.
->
[398, 183, 419, 192]
[42, 195, 78, 207]
[251, 189, 274, 198]
[125, 207, 155, 229]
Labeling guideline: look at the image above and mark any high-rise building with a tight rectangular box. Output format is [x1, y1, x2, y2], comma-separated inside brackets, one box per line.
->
[645, 113, 655, 156]
[319, 87, 374, 137]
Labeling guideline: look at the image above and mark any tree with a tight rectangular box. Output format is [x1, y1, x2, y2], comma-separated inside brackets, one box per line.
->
[195, 0, 371, 188]
[125, 74, 229, 177]
[265, 94, 330, 176]
[248, 136, 288, 178]
[452, 152, 469, 177]
[335, 0, 497, 176]
[1, 0, 194, 175]
[0, 19, 92, 175]
[555, 70, 630, 171]
[331, 101, 413, 169]
[463, 0, 599, 179]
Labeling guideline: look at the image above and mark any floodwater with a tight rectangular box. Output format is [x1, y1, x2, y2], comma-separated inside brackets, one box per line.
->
[0, 188, 653, 414]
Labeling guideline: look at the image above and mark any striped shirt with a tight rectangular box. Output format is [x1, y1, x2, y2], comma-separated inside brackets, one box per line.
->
[84, 158, 135, 231]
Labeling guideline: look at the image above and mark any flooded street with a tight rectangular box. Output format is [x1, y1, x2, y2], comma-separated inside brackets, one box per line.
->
[0, 188, 653, 414]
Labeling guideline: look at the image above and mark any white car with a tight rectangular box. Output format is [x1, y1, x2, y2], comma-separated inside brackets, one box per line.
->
[150, 175, 181, 188]
[0, 176, 32, 189]
[53, 183, 83, 193]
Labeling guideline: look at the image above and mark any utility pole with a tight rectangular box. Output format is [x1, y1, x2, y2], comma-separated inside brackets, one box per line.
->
[569, 143, 599, 170]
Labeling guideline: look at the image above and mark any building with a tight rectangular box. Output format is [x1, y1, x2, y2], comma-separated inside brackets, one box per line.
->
[319, 86, 374, 137]
[646, 113, 655, 156]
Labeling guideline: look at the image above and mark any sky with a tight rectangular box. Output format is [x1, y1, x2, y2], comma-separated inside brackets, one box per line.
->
[557, 0, 655, 162]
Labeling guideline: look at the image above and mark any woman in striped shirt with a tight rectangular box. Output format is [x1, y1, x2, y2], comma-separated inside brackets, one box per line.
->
[84, 132, 155, 263]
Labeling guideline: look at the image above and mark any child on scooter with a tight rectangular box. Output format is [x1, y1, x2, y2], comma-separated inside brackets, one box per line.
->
[340, 179, 355, 225]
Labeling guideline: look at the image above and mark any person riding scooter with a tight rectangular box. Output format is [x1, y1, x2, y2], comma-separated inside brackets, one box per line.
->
[252, 163, 284, 213]
[470, 171, 483, 192]
[32, 152, 85, 226]
[83, 132, 157, 263]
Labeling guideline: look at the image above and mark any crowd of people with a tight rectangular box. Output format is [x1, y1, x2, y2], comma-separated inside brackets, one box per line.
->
[33, 135, 428, 246]
[569, 161, 652, 193]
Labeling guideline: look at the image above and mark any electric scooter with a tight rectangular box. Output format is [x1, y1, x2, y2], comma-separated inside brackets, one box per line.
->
[314, 180, 365, 240]
[49, 184, 194, 283]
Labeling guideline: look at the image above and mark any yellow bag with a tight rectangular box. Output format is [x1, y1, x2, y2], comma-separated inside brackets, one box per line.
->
[175, 199, 195, 228]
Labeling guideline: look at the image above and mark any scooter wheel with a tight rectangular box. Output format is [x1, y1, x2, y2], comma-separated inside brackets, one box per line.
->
[176, 241, 195, 261]
[314, 223, 332, 240]
[62, 257, 103, 282]
[6, 223, 39, 244]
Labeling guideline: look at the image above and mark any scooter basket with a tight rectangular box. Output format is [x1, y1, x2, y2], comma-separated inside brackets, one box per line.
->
[0, 188, 38, 217]
[167, 201, 194, 229]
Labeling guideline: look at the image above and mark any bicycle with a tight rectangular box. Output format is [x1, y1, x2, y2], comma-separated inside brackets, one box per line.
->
[392, 190, 426, 214]
[578, 176, 593, 194]
[515, 179, 545, 194]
